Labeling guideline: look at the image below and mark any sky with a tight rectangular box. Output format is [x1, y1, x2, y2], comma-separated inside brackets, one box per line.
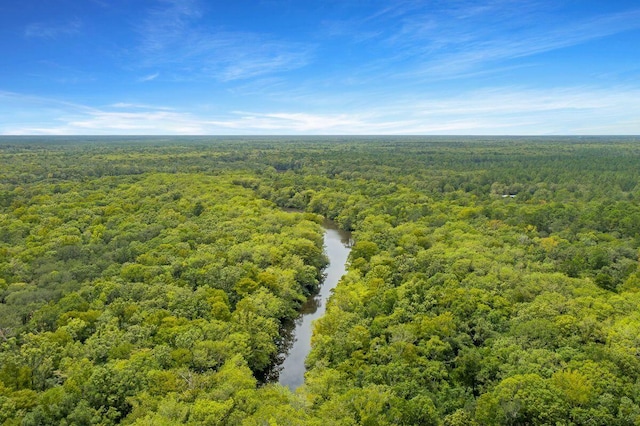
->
[1, 0, 639, 135]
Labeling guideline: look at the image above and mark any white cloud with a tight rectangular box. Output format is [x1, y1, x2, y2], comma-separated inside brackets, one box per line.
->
[109, 102, 173, 110]
[2, 86, 640, 135]
[139, 72, 160, 82]
[136, 0, 313, 81]
[319, 2, 640, 81]
[411, 8, 640, 78]
[4, 110, 207, 135]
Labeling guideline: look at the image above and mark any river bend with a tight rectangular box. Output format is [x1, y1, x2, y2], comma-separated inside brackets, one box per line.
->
[277, 219, 352, 390]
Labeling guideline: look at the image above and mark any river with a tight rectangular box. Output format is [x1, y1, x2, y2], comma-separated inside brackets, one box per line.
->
[276, 219, 352, 390]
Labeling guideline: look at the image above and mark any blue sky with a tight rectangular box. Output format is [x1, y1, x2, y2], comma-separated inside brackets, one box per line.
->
[1, 0, 639, 135]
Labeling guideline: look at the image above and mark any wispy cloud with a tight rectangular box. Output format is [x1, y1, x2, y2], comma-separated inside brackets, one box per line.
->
[135, 0, 313, 81]
[410, 8, 640, 78]
[210, 111, 375, 132]
[0, 90, 94, 113]
[0, 96, 205, 135]
[139, 72, 160, 82]
[63, 110, 206, 134]
[320, 2, 640, 81]
[109, 102, 173, 110]
[24, 20, 82, 39]
[2, 85, 640, 135]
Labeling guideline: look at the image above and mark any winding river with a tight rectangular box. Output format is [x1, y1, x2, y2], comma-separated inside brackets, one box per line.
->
[276, 219, 352, 390]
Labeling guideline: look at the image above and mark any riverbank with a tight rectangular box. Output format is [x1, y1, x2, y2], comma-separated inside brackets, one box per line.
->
[277, 219, 352, 390]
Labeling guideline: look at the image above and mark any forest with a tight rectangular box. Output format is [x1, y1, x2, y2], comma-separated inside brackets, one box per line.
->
[1, 136, 640, 425]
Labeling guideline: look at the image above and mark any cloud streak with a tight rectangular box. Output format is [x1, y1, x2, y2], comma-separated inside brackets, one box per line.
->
[135, 0, 313, 81]
[412, 8, 640, 78]
[2, 85, 639, 135]
[321, 2, 640, 81]
[139, 72, 160, 82]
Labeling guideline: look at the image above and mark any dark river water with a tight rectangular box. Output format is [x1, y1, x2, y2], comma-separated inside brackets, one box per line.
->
[276, 219, 352, 390]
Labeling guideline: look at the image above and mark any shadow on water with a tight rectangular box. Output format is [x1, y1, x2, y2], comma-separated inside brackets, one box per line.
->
[257, 218, 352, 389]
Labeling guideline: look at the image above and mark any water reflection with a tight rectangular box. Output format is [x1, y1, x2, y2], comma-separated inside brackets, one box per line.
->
[269, 220, 352, 390]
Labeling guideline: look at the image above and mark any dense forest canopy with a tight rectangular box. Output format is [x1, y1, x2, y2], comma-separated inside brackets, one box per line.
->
[1, 136, 640, 425]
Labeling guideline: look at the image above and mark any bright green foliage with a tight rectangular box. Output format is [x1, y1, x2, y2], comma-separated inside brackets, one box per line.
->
[2, 136, 640, 424]
[0, 150, 327, 424]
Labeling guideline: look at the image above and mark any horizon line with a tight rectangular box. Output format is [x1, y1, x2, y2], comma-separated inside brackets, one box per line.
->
[1, 134, 639, 138]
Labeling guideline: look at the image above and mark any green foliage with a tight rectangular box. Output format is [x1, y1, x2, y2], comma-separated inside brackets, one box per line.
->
[2, 136, 640, 424]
